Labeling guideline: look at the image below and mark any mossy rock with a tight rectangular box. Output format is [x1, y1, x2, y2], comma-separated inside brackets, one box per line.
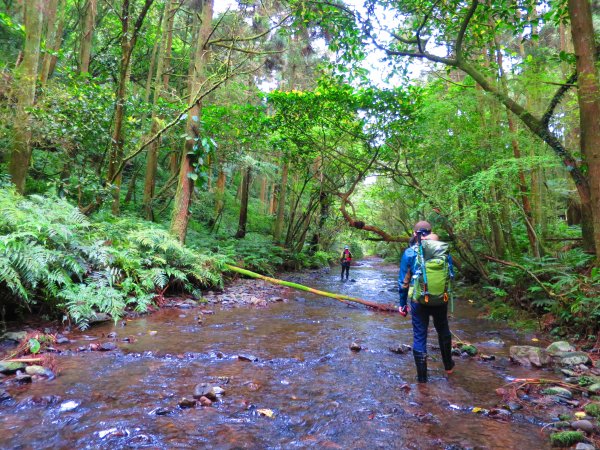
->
[558, 414, 572, 421]
[584, 403, 600, 418]
[0, 361, 26, 374]
[549, 431, 584, 447]
[460, 344, 478, 356]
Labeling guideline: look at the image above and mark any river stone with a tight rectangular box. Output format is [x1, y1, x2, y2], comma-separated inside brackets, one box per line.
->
[198, 396, 212, 407]
[89, 312, 111, 324]
[99, 342, 117, 351]
[193, 384, 224, 401]
[238, 354, 258, 362]
[509, 346, 550, 367]
[2, 331, 27, 342]
[0, 361, 26, 374]
[575, 443, 595, 450]
[559, 352, 591, 366]
[350, 342, 362, 352]
[588, 383, 600, 393]
[542, 387, 573, 399]
[178, 398, 196, 409]
[15, 371, 32, 384]
[0, 390, 11, 403]
[546, 341, 576, 356]
[570, 420, 595, 433]
[25, 365, 48, 376]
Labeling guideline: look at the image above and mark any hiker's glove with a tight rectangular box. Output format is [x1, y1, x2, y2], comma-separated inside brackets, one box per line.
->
[399, 305, 408, 317]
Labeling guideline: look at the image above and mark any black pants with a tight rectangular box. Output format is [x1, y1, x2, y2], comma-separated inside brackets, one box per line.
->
[410, 301, 451, 353]
[341, 262, 350, 279]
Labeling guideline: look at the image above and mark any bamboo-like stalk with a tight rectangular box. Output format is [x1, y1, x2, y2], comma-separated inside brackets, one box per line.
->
[225, 264, 398, 312]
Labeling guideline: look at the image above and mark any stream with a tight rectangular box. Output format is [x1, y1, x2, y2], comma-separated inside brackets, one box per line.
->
[0, 260, 552, 449]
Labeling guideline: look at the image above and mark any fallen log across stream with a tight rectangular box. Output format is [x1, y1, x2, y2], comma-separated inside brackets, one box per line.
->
[225, 264, 398, 312]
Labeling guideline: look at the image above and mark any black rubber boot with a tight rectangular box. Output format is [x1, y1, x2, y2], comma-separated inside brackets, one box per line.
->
[439, 334, 455, 373]
[413, 350, 428, 383]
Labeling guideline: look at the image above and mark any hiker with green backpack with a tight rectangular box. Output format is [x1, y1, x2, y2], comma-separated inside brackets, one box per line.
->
[398, 221, 455, 383]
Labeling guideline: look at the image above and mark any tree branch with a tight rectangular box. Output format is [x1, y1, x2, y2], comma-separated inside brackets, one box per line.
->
[541, 71, 578, 127]
[455, 0, 478, 62]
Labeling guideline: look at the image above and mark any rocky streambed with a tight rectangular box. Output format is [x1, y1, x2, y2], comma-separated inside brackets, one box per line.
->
[0, 261, 599, 449]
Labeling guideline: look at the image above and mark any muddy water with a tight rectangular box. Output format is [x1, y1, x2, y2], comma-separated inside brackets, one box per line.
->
[0, 260, 551, 449]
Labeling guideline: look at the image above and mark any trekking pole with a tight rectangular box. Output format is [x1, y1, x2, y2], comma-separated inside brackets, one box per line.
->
[416, 231, 429, 303]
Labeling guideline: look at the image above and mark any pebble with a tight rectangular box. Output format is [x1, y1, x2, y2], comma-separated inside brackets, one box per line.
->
[150, 407, 173, 416]
[99, 342, 117, 351]
[55, 336, 69, 344]
[193, 384, 224, 401]
[575, 443, 595, 450]
[389, 344, 411, 355]
[198, 396, 212, 407]
[350, 342, 362, 352]
[238, 354, 259, 362]
[107, 332, 117, 339]
[178, 398, 196, 409]
[570, 419, 595, 433]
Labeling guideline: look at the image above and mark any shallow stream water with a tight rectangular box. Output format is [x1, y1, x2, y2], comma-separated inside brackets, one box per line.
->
[0, 260, 551, 449]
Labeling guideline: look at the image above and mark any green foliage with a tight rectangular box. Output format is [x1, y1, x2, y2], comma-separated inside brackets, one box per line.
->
[584, 403, 600, 418]
[549, 431, 584, 447]
[0, 189, 223, 329]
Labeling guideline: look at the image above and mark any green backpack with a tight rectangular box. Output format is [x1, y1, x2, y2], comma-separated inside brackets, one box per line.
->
[410, 240, 451, 306]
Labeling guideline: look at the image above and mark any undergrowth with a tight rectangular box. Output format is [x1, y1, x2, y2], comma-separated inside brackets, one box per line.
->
[0, 188, 225, 329]
[482, 249, 600, 336]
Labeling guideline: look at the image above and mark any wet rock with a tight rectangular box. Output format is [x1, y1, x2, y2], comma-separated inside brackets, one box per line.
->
[0, 390, 12, 404]
[460, 344, 478, 356]
[99, 342, 117, 351]
[15, 371, 32, 384]
[198, 396, 212, 407]
[3, 331, 27, 342]
[575, 443, 595, 450]
[238, 354, 258, 362]
[389, 344, 411, 355]
[0, 361, 26, 374]
[587, 383, 600, 393]
[505, 402, 522, 411]
[178, 398, 196, 409]
[561, 368, 578, 377]
[150, 407, 173, 416]
[570, 420, 595, 433]
[509, 346, 550, 367]
[107, 332, 117, 339]
[559, 352, 591, 367]
[89, 313, 111, 324]
[59, 400, 79, 412]
[193, 384, 224, 401]
[480, 354, 496, 361]
[542, 387, 573, 399]
[25, 365, 51, 377]
[55, 336, 69, 344]
[546, 341, 576, 356]
[350, 342, 362, 352]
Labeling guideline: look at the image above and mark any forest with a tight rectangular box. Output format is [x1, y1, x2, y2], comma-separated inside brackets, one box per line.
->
[0, 0, 599, 334]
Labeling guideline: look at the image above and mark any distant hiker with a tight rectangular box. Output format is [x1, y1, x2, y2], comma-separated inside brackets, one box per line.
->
[398, 221, 455, 383]
[340, 245, 352, 281]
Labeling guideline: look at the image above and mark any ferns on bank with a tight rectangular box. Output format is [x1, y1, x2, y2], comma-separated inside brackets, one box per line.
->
[0, 188, 223, 329]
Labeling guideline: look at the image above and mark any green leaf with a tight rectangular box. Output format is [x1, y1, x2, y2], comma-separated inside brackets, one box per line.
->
[29, 338, 41, 354]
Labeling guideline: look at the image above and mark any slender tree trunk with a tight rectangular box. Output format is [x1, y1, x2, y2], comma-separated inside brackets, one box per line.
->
[568, 0, 600, 258]
[235, 167, 252, 239]
[214, 165, 226, 215]
[106, 0, 154, 215]
[269, 183, 276, 214]
[39, 0, 60, 85]
[8, 0, 43, 193]
[143, 0, 176, 220]
[273, 160, 288, 243]
[259, 175, 267, 213]
[170, 0, 213, 243]
[79, 0, 97, 74]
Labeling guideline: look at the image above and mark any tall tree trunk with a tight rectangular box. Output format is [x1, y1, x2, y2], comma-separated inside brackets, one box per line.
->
[568, 0, 600, 258]
[8, 0, 43, 193]
[269, 183, 276, 214]
[273, 160, 288, 243]
[39, 0, 61, 85]
[214, 165, 226, 215]
[106, 0, 154, 215]
[259, 175, 267, 213]
[170, 0, 213, 243]
[79, 0, 97, 74]
[235, 167, 252, 239]
[143, 0, 176, 220]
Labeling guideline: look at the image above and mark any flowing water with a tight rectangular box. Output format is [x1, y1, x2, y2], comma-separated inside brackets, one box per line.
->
[0, 260, 551, 449]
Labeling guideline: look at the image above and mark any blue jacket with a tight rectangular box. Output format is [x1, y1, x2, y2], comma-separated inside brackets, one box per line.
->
[398, 245, 454, 307]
